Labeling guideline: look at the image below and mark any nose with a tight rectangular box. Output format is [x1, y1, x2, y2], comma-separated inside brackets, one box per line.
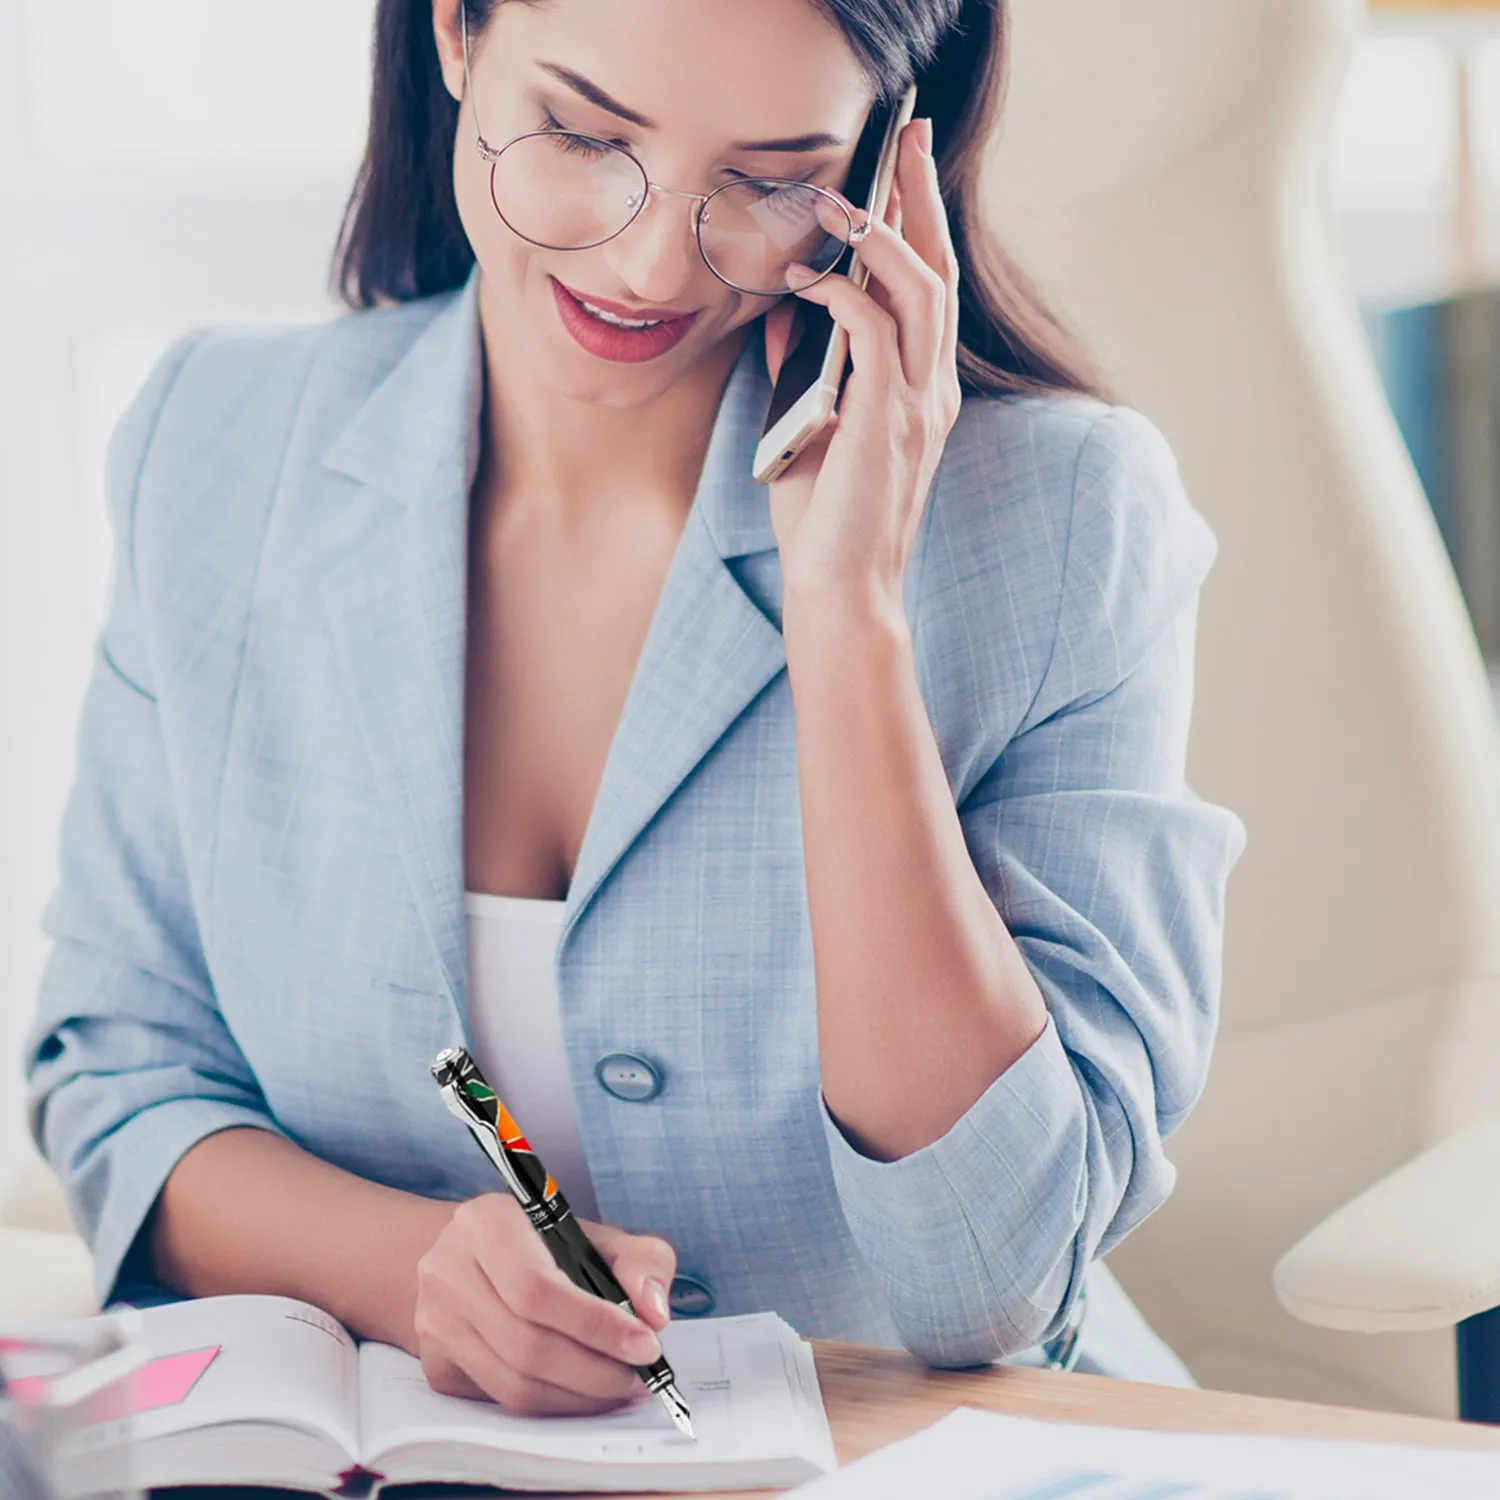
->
[600, 185, 703, 308]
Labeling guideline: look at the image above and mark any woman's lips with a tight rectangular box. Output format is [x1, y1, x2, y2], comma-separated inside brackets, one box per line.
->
[549, 277, 699, 363]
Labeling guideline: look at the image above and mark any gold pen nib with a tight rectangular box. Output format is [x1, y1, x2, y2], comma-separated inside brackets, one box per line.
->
[658, 1381, 695, 1441]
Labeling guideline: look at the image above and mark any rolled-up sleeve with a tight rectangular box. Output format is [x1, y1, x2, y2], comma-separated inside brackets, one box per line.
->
[23, 334, 285, 1309]
[818, 407, 1249, 1367]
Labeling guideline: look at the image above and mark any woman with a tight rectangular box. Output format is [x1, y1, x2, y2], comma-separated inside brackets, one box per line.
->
[26, 0, 1247, 1413]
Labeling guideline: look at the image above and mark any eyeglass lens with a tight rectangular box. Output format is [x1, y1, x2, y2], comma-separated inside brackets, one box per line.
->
[488, 133, 854, 295]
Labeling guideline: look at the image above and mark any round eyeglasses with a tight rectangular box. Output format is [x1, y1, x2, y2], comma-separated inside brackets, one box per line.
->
[459, 15, 869, 297]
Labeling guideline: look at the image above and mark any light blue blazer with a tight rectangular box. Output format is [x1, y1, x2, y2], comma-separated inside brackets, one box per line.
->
[25, 267, 1247, 1380]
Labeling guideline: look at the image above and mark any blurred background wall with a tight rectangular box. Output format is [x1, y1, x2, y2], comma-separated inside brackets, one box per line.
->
[2, 0, 1500, 1206]
[0, 0, 376, 1197]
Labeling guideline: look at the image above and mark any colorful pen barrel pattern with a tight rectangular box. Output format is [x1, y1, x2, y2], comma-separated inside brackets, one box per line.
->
[461, 1078, 562, 1204]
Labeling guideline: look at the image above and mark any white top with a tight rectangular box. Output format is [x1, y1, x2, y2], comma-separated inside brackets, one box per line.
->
[463, 890, 600, 1222]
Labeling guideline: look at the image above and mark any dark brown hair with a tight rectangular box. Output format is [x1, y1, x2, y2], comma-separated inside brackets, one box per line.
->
[331, 0, 1109, 400]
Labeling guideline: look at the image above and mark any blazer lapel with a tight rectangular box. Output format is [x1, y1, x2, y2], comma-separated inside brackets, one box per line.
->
[317, 269, 787, 1003]
[319, 276, 483, 1022]
[563, 334, 786, 939]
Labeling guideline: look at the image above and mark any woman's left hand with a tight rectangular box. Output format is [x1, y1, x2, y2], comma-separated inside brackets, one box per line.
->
[763, 115, 963, 615]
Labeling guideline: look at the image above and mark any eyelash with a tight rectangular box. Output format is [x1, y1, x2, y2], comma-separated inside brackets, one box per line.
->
[538, 105, 627, 151]
[534, 105, 821, 188]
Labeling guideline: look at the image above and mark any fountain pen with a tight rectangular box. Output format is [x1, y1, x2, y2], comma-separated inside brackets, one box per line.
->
[429, 1046, 695, 1441]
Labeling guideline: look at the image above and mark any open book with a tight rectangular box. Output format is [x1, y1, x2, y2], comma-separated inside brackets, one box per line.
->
[52, 1294, 835, 1495]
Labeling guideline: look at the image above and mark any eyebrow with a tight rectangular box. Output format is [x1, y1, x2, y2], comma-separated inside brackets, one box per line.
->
[536, 62, 846, 152]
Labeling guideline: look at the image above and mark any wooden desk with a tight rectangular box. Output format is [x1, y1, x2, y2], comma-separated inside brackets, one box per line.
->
[563, 1338, 1500, 1500]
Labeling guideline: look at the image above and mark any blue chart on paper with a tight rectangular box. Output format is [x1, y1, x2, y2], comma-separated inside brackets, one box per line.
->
[999, 1474, 1291, 1500]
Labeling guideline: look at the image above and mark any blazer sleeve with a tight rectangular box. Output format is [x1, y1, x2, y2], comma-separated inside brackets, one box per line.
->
[23, 334, 287, 1309]
[816, 406, 1249, 1368]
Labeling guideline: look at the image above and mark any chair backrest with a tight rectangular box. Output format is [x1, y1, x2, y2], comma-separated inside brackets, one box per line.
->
[986, 0, 1500, 1416]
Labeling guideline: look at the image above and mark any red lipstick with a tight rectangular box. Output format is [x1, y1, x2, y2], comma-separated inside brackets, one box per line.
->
[549, 277, 699, 364]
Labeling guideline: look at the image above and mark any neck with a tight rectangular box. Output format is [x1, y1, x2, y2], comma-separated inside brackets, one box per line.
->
[476, 273, 750, 520]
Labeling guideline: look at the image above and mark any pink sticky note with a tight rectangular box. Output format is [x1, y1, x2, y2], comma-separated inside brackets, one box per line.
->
[7, 1342, 220, 1421]
[5, 1339, 220, 1421]
[128, 1344, 220, 1415]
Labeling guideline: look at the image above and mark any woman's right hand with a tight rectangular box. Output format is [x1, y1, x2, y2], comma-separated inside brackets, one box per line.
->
[413, 1192, 677, 1415]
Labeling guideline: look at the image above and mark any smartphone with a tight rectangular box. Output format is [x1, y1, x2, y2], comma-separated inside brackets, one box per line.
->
[752, 83, 919, 485]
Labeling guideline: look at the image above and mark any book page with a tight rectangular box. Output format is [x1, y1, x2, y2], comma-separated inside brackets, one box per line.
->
[116, 1294, 360, 1458]
[359, 1311, 834, 1481]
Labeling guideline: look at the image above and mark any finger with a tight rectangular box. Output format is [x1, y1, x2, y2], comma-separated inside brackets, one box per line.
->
[786, 257, 906, 395]
[417, 1261, 640, 1410]
[587, 1221, 677, 1331]
[454, 1195, 662, 1364]
[419, 1347, 489, 1403]
[437, 1248, 644, 1401]
[811, 194, 942, 383]
[894, 118, 950, 278]
[437, 1320, 638, 1417]
[883, 172, 903, 234]
[462, 1280, 645, 1402]
[897, 117, 960, 371]
[486, 1250, 664, 1366]
[871, 181, 903, 321]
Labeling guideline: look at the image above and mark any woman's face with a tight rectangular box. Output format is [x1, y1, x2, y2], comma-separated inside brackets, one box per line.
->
[433, 0, 875, 411]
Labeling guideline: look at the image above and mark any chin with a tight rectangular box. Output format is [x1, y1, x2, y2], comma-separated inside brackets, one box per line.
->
[546, 349, 687, 410]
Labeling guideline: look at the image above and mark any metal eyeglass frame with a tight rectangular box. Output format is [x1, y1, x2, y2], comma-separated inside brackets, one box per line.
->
[458, 5, 869, 296]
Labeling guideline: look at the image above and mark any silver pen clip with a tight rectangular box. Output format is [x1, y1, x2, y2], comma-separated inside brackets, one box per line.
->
[432, 1047, 534, 1206]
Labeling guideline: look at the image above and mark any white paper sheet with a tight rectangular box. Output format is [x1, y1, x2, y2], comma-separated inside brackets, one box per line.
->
[785, 1404, 1500, 1500]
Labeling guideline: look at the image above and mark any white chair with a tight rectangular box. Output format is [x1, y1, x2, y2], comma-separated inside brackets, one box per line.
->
[0, 1150, 97, 1323]
[987, 0, 1500, 1418]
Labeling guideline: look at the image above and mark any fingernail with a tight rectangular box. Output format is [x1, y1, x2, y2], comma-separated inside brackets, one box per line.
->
[624, 1324, 660, 1363]
[643, 1275, 670, 1323]
[784, 262, 819, 290]
[918, 116, 934, 157]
